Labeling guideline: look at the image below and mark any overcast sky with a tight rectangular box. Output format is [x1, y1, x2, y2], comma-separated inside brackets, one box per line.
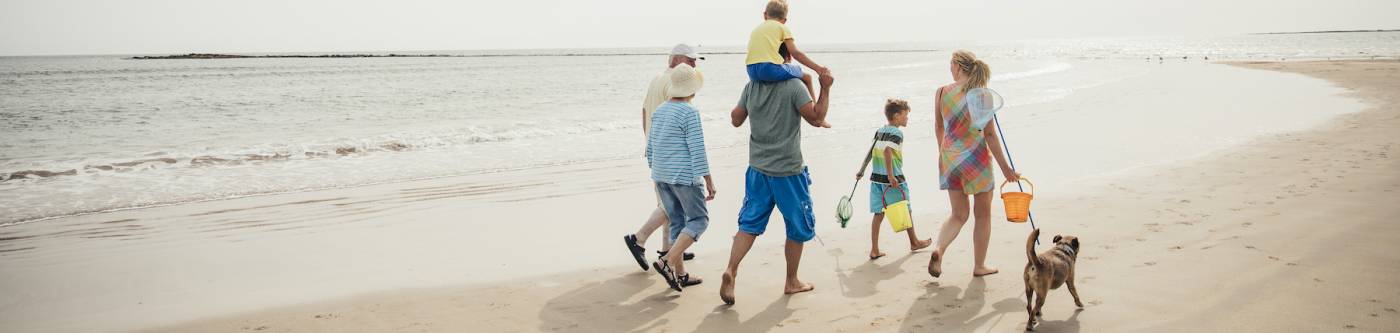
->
[1, 0, 1394, 56]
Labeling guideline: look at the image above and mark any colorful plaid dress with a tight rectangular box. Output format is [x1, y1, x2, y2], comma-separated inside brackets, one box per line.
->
[938, 84, 994, 194]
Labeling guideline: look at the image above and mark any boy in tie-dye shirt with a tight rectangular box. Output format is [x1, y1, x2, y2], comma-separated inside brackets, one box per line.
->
[859, 99, 933, 260]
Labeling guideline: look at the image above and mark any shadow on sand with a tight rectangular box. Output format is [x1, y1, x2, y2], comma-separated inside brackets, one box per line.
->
[897, 278, 1047, 331]
[692, 296, 800, 332]
[537, 272, 680, 332]
[834, 251, 917, 299]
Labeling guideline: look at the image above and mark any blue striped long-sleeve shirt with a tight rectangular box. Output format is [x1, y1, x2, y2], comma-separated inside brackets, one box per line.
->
[646, 101, 710, 186]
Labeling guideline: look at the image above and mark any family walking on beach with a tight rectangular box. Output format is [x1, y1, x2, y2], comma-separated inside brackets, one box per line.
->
[621, 0, 1023, 305]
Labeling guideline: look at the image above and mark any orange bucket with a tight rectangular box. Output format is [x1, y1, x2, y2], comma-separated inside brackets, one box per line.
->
[1000, 177, 1034, 223]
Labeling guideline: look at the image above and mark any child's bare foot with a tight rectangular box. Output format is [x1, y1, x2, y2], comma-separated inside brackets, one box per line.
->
[928, 250, 943, 278]
[910, 238, 933, 251]
[973, 265, 1000, 277]
[719, 271, 736, 305]
[868, 250, 886, 260]
[784, 279, 815, 294]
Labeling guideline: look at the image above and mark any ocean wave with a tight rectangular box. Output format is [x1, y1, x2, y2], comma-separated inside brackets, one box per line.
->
[994, 63, 1073, 82]
[0, 119, 641, 182]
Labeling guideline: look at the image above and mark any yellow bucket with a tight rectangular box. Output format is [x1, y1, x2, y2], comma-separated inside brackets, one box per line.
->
[1000, 177, 1034, 223]
[881, 185, 913, 233]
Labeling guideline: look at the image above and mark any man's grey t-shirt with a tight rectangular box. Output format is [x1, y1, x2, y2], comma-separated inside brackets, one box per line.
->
[738, 79, 813, 177]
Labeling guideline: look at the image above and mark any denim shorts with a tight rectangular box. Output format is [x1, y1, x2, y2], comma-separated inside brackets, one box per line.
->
[746, 62, 804, 82]
[655, 182, 709, 242]
[870, 182, 911, 214]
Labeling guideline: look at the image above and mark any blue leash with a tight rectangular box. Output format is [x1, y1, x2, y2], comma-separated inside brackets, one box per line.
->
[993, 114, 1038, 244]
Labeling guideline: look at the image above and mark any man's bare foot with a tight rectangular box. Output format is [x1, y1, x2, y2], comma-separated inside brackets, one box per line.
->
[927, 250, 943, 278]
[910, 238, 933, 251]
[973, 266, 999, 277]
[869, 250, 886, 260]
[784, 280, 815, 294]
[719, 271, 736, 305]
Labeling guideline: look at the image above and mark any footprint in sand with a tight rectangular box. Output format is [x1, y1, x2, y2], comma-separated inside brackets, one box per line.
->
[1268, 256, 1280, 261]
[1168, 246, 1183, 251]
[1385, 308, 1397, 313]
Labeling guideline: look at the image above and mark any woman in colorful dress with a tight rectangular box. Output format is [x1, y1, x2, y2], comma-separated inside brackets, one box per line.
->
[927, 50, 1022, 278]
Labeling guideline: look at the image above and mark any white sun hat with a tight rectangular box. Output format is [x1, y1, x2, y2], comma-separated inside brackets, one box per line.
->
[668, 63, 704, 98]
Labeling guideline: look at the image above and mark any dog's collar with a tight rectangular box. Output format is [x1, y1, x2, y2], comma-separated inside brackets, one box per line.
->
[1058, 244, 1077, 257]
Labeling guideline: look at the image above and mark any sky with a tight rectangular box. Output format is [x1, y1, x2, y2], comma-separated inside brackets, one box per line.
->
[0, 0, 1395, 56]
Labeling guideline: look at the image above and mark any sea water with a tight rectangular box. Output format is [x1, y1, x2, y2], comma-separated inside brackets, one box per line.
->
[1, 32, 1396, 225]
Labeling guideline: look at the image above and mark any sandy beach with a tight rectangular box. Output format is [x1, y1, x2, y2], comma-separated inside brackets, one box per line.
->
[2, 59, 1398, 332]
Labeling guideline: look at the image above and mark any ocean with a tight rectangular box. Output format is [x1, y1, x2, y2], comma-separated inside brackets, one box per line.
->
[2, 31, 1397, 226]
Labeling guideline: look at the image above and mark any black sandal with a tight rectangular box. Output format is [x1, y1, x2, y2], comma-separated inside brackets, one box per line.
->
[657, 250, 696, 261]
[652, 259, 683, 291]
[678, 273, 703, 287]
[623, 234, 648, 271]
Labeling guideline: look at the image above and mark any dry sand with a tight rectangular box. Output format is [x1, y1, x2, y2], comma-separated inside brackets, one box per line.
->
[130, 60, 1400, 332]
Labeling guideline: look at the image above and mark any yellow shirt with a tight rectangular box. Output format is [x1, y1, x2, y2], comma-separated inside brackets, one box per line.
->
[642, 68, 674, 136]
[745, 20, 793, 65]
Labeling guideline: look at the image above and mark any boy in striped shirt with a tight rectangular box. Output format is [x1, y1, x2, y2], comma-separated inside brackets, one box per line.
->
[645, 64, 716, 292]
[859, 99, 932, 260]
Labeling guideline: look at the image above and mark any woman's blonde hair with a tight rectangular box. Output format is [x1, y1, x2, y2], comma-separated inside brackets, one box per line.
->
[952, 50, 991, 88]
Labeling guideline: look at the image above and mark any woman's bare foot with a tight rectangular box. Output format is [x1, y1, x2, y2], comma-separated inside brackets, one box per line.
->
[973, 265, 999, 277]
[784, 280, 815, 294]
[910, 238, 933, 251]
[719, 271, 736, 305]
[927, 250, 943, 278]
[869, 250, 886, 260]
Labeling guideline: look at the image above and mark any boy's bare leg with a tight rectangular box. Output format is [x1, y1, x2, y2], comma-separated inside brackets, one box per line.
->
[869, 214, 886, 259]
[906, 226, 933, 251]
[783, 239, 814, 294]
[720, 232, 758, 305]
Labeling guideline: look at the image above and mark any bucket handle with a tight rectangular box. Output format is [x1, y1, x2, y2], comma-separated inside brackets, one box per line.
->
[999, 177, 1034, 195]
[880, 183, 908, 208]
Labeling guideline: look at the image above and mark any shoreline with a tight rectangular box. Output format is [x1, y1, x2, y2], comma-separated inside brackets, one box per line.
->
[1, 59, 1395, 332]
[140, 60, 1400, 332]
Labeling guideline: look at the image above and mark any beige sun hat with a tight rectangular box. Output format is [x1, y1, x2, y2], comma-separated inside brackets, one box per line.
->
[668, 63, 704, 98]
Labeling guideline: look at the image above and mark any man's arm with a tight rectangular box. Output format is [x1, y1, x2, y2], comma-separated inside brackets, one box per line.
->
[731, 105, 749, 128]
[798, 74, 834, 128]
[784, 39, 828, 76]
